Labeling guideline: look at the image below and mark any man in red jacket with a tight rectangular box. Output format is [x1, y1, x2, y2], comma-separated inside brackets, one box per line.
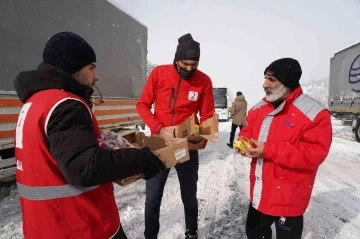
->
[137, 33, 215, 239]
[14, 32, 165, 239]
[237, 58, 332, 239]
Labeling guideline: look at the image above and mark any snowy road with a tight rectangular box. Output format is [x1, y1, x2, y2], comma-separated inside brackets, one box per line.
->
[1, 119, 360, 239]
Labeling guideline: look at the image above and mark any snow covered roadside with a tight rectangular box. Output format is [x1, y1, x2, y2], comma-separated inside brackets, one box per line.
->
[1, 117, 360, 238]
[0, 122, 252, 239]
[111, 123, 252, 239]
[302, 117, 360, 239]
[116, 119, 360, 239]
[303, 134, 360, 239]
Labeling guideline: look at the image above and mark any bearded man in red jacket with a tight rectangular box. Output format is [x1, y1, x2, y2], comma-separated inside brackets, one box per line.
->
[137, 33, 215, 239]
[237, 58, 332, 239]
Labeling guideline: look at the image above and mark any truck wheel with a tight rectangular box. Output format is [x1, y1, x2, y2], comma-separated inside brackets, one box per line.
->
[355, 119, 360, 143]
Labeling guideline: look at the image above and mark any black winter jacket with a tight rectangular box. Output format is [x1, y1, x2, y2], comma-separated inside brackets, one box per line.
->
[14, 63, 162, 187]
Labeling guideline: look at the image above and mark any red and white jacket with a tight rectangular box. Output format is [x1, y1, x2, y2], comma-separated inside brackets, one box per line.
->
[15, 89, 120, 239]
[136, 64, 215, 134]
[240, 87, 332, 216]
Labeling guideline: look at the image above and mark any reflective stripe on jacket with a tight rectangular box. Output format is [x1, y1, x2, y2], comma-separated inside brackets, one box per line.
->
[240, 87, 332, 216]
[15, 89, 120, 239]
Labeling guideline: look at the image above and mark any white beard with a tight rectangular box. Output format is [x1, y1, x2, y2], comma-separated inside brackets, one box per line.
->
[265, 84, 289, 102]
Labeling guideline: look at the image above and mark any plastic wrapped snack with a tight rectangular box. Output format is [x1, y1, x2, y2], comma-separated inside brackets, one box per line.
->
[234, 136, 257, 152]
[100, 130, 144, 186]
[100, 130, 134, 149]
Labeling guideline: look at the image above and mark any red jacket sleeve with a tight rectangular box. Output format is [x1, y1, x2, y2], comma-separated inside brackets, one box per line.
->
[198, 78, 215, 123]
[136, 67, 164, 134]
[263, 110, 332, 170]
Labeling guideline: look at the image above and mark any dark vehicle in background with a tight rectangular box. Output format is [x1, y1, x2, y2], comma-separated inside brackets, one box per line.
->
[329, 42, 360, 142]
[0, 0, 148, 181]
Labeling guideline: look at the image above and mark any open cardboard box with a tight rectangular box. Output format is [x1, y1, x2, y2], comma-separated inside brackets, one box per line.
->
[143, 135, 190, 168]
[174, 113, 219, 143]
[114, 131, 190, 186]
[114, 130, 145, 186]
[118, 129, 145, 147]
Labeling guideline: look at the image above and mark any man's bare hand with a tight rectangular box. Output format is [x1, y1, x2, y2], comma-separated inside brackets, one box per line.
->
[244, 139, 265, 158]
[235, 147, 246, 156]
[159, 126, 175, 141]
[188, 140, 205, 151]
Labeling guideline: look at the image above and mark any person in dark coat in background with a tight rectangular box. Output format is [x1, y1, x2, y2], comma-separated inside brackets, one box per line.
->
[227, 91, 247, 148]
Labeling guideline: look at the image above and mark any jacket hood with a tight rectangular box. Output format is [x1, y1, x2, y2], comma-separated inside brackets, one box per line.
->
[14, 63, 93, 103]
[235, 95, 245, 101]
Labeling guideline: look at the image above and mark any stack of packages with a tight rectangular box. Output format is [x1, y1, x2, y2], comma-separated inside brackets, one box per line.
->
[173, 113, 219, 143]
[101, 113, 219, 186]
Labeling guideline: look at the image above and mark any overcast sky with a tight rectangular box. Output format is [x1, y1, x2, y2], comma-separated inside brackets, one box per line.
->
[108, 0, 360, 104]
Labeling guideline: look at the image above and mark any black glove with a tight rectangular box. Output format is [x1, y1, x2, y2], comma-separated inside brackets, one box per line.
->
[140, 147, 166, 180]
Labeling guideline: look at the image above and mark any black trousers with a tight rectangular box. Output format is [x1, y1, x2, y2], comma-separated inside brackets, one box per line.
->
[112, 224, 127, 239]
[229, 123, 243, 145]
[144, 151, 199, 239]
[246, 204, 303, 239]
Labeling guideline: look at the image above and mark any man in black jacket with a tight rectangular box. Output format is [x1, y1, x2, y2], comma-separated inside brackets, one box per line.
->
[14, 32, 165, 239]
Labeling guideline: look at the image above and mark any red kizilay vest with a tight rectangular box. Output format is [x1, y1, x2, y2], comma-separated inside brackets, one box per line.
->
[15, 89, 120, 239]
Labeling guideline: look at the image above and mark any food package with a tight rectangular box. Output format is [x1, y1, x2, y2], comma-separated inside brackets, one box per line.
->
[100, 130, 144, 186]
[234, 136, 257, 151]
[192, 124, 200, 136]
[101, 130, 135, 149]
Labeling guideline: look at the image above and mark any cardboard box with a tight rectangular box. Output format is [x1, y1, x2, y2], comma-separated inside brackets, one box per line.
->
[118, 130, 145, 147]
[115, 132, 190, 186]
[143, 136, 190, 168]
[174, 113, 219, 143]
[174, 114, 197, 138]
[116, 173, 145, 186]
[115, 130, 145, 186]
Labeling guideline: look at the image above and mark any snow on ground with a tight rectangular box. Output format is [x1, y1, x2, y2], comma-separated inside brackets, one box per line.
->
[113, 123, 251, 239]
[1, 80, 360, 238]
[1, 119, 360, 239]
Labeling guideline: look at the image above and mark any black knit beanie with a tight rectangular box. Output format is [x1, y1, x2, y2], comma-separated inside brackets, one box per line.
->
[174, 33, 200, 61]
[264, 58, 302, 89]
[43, 32, 96, 74]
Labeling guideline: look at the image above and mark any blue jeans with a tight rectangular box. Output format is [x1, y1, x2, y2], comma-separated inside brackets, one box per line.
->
[144, 151, 199, 239]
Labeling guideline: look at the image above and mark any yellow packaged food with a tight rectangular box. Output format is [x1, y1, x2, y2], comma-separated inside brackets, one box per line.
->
[233, 136, 256, 151]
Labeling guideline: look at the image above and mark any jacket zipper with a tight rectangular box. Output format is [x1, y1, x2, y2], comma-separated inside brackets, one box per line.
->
[171, 77, 182, 126]
[168, 87, 175, 108]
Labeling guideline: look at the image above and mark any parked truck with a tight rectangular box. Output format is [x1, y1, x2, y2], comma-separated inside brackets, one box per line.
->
[0, 0, 148, 181]
[329, 42, 360, 142]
